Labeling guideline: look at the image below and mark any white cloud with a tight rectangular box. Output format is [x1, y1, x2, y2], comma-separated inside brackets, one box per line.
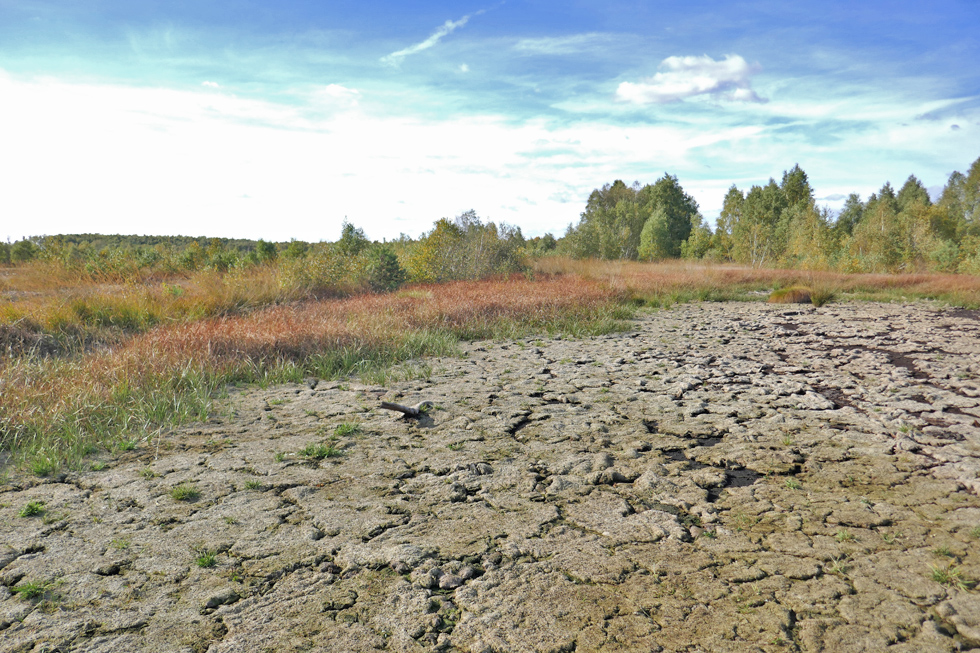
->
[202, 81, 220, 88]
[381, 14, 476, 66]
[0, 70, 976, 242]
[616, 54, 765, 104]
[514, 33, 613, 55]
[459, 63, 470, 73]
[309, 84, 361, 109]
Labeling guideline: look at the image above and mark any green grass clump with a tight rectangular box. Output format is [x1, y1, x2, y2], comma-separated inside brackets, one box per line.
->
[298, 442, 343, 460]
[11, 580, 51, 600]
[243, 479, 264, 490]
[931, 564, 974, 590]
[334, 422, 362, 437]
[18, 500, 46, 517]
[170, 483, 201, 502]
[196, 550, 218, 568]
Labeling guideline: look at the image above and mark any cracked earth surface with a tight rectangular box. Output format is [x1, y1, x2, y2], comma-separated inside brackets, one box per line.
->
[3, 301, 980, 652]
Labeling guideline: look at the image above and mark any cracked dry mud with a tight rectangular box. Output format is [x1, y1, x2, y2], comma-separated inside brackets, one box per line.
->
[4, 301, 980, 652]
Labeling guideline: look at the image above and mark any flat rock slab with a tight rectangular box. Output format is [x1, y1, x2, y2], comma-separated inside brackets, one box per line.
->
[3, 301, 980, 652]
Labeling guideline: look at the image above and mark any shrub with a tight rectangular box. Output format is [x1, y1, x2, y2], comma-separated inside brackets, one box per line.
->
[768, 286, 811, 304]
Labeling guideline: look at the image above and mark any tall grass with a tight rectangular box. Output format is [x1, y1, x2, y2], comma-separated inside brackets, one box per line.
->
[534, 258, 980, 308]
[0, 276, 629, 474]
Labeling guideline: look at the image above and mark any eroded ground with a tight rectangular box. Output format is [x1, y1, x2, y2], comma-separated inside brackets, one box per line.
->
[3, 301, 980, 652]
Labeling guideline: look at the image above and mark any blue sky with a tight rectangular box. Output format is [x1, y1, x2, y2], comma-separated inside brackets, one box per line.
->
[1, 1, 978, 242]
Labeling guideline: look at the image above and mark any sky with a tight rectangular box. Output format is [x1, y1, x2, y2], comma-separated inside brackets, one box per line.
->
[1, 0, 978, 243]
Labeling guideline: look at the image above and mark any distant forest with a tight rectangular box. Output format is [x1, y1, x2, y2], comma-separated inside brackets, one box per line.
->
[2, 155, 978, 277]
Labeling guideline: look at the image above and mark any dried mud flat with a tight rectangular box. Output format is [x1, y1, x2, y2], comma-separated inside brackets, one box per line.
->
[3, 302, 980, 653]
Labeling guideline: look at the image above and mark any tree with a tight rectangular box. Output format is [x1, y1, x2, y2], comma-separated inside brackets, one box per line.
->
[337, 221, 370, 257]
[366, 244, 406, 292]
[781, 164, 814, 207]
[11, 239, 39, 263]
[638, 207, 672, 261]
[731, 179, 786, 266]
[834, 193, 864, 237]
[637, 174, 699, 259]
[897, 175, 931, 212]
[680, 217, 713, 260]
[712, 185, 744, 261]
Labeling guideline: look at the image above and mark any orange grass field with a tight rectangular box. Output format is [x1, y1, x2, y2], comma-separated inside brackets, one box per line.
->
[2, 258, 980, 474]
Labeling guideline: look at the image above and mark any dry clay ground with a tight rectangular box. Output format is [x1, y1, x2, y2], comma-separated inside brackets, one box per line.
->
[3, 301, 980, 653]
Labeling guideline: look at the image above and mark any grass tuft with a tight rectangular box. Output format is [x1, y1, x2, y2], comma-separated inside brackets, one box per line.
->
[169, 483, 201, 502]
[18, 500, 46, 517]
[298, 442, 343, 460]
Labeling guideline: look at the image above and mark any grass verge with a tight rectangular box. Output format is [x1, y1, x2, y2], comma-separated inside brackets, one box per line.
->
[1, 276, 630, 474]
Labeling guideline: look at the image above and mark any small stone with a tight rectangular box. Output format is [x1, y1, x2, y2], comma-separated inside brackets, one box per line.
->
[439, 574, 463, 590]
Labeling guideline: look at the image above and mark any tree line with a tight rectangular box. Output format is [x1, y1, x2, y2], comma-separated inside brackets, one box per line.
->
[3, 155, 977, 280]
[558, 155, 980, 274]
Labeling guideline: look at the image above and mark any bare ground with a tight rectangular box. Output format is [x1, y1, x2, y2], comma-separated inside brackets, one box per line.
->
[3, 301, 980, 652]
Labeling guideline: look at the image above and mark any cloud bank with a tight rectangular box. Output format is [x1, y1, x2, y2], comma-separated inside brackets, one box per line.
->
[616, 54, 765, 104]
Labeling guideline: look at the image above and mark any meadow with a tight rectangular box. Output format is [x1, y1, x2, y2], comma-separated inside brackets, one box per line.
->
[2, 256, 979, 475]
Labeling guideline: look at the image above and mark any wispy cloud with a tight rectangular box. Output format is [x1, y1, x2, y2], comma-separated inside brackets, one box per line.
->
[514, 33, 614, 56]
[616, 54, 766, 104]
[381, 13, 480, 66]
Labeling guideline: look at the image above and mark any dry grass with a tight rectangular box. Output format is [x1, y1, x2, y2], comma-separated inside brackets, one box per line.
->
[4, 256, 980, 475]
[534, 258, 980, 308]
[0, 275, 629, 473]
[768, 287, 812, 304]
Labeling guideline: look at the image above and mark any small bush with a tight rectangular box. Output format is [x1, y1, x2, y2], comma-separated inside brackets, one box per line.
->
[768, 286, 812, 304]
[196, 550, 218, 568]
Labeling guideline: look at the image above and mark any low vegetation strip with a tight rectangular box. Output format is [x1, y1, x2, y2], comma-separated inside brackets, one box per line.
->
[0, 276, 630, 474]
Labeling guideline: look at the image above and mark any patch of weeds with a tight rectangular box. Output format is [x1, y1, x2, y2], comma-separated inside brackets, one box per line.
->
[116, 439, 137, 452]
[785, 478, 803, 490]
[931, 564, 973, 590]
[140, 467, 158, 479]
[30, 457, 57, 478]
[835, 529, 856, 543]
[11, 580, 51, 600]
[223, 516, 238, 525]
[268, 398, 286, 406]
[298, 442, 343, 461]
[110, 538, 130, 550]
[969, 525, 980, 539]
[447, 442, 464, 451]
[334, 422, 362, 437]
[273, 451, 286, 463]
[170, 483, 201, 502]
[860, 497, 873, 506]
[933, 545, 955, 558]
[42, 510, 68, 525]
[700, 529, 717, 539]
[303, 409, 319, 418]
[90, 461, 107, 471]
[18, 500, 46, 518]
[731, 511, 756, 532]
[782, 435, 794, 446]
[196, 550, 218, 568]
[243, 479, 264, 491]
[828, 556, 850, 575]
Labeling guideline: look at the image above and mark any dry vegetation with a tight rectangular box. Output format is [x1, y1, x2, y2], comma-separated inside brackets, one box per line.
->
[2, 257, 980, 475]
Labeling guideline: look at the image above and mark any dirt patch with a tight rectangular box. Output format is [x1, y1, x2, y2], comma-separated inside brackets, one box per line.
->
[2, 301, 980, 652]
